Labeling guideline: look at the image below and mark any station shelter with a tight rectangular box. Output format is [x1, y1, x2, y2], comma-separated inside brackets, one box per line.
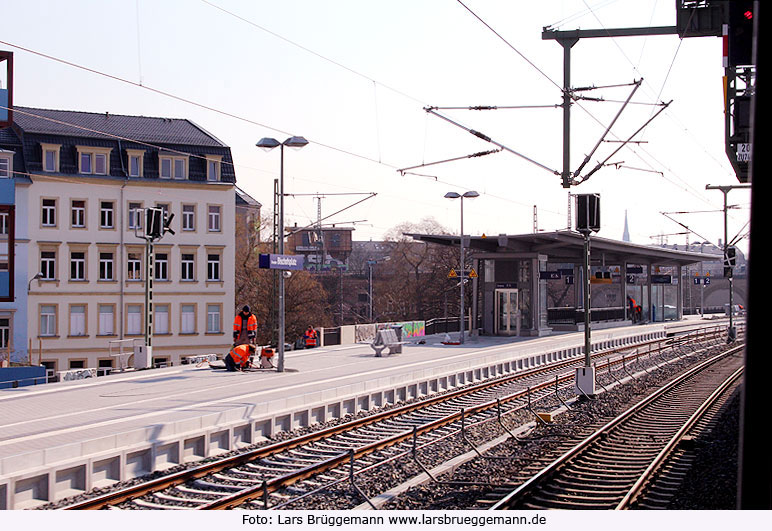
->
[409, 231, 715, 337]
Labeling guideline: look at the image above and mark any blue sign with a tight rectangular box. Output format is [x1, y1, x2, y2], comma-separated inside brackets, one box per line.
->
[258, 253, 305, 271]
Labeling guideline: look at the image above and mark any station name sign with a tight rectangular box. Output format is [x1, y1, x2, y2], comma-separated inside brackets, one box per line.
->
[258, 253, 305, 271]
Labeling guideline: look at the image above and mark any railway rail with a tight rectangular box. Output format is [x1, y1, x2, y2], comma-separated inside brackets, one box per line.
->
[58, 324, 738, 510]
[490, 344, 744, 510]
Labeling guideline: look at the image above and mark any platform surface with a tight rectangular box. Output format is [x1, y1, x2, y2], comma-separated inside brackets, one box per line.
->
[0, 318, 714, 468]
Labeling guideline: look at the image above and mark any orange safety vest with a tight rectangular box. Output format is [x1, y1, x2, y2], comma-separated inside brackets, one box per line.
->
[229, 344, 252, 366]
[304, 329, 318, 347]
[233, 313, 257, 340]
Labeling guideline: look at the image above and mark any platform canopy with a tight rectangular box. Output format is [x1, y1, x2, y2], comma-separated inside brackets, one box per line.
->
[407, 230, 715, 266]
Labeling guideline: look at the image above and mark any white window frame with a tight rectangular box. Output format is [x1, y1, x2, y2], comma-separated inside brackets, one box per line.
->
[99, 252, 114, 281]
[155, 252, 169, 281]
[100, 201, 115, 229]
[181, 304, 196, 334]
[41, 143, 60, 173]
[182, 204, 196, 231]
[208, 205, 221, 232]
[154, 304, 169, 335]
[159, 154, 188, 180]
[40, 250, 56, 280]
[98, 304, 115, 336]
[0, 150, 13, 178]
[126, 149, 144, 178]
[70, 251, 86, 281]
[206, 304, 222, 333]
[71, 199, 86, 228]
[42, 198, 57, 227]
[77, 146, 111, 175]
[181, 253, 195, 281]
[207, 253, 221, 282]
[206, 155, 222, 182]
[69, 304, 86, 337]
[40, 305, 57, 337]
[128, 202, 143, 230]
[127, 252, 142, 281]
[126, 304, 142, 336]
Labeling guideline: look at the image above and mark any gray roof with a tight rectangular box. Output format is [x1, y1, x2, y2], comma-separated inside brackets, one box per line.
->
[408, 230, 715, 267]
[13, 106, 226, 147]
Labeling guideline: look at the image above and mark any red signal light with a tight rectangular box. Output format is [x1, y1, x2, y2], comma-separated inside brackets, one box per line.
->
[743, 10, 753, 20]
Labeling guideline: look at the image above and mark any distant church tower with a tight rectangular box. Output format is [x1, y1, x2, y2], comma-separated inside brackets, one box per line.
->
[623, 210, 630, 242]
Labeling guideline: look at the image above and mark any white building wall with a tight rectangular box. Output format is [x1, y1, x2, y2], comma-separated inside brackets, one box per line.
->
[26, 174, 235, 372]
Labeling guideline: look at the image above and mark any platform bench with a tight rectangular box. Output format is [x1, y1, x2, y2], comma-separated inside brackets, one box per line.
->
[370, 328, 407, 357]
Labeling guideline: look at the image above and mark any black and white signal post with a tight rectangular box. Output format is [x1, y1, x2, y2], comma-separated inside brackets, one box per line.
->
[575, 194, 600, 397]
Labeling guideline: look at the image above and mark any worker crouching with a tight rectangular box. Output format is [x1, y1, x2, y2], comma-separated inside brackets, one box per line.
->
[304, 326, 318, 348]
[225, 344, 256, 372]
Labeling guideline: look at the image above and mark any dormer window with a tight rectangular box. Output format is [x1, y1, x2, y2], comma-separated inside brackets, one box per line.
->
[206, 155, 222, 182]
[41, 143, 60, 172]
[0, 149, 12, 178]
[126, 149, 144, 177]
[159, 153, 188, 179]
[77, 146, 111, 175]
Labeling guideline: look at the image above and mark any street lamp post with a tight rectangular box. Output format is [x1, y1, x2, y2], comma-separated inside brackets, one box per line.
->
[445, 191, 479, 344]
[257, 136, 309, 372]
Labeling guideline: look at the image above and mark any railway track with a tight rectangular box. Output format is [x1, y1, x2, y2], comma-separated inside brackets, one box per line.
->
[490, 344, 744, 510]
[58, 325, 736, 511]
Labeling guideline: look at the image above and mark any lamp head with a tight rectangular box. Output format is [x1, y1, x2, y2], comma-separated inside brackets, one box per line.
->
[256, 137, 281, 151]
[283, 136, 309, 150]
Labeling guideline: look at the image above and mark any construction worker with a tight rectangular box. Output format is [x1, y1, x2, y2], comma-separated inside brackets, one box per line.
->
[304, 326, 318, 348]
[224, 343, 255, 372]
[233, 305, 257, 346]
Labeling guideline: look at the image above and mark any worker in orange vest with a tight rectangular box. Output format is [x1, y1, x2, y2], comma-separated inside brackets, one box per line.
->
[304, 326, 318, 348]
[224, 344, 255, 372]
[233, 305, 257, 346]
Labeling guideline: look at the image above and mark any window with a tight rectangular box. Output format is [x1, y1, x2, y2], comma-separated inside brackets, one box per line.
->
[98, 305, 114, 336]
[127, 149, 144, 177]
[207, 304, 221, 333]
[206, 156, 221, 182]
[40, 305, 57, 337]
[182, 204, 195, 231]
[155, 304, 169, 335]
[70, 251, 86, 281]
[181, 304, 195, 334]
[99, 252, 114, 281]
[127, 252, 142, 280]
[41, 144, 60, 172]
[127, 304, 142, 335]
[69, 305, 86, 336]
[0, 153, 11, 178]
[0, 213, 6, 235]
[100, 201, 114, 229]
[181, 253, 195, 281]
[160, 155, 188, 179]
[41, 251, 56, 280]
[42, 198, 56, 227]
[128, 202, 143, 230]
[0, 318, 9, 349]
[207, 253, 221, 282]
[208, 205, 221, 232]
[155, 252, 168, 281]
[71, 200, 86, 228]
[77, 147, 110, 175]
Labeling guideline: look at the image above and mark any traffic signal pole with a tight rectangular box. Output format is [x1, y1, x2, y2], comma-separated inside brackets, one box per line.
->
[705, 184, 750, 341]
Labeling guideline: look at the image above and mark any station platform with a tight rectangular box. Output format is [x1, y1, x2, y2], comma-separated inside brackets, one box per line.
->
[0, 318, 715, 509]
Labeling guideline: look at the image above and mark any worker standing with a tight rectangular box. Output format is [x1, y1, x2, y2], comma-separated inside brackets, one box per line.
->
[304, 326, 318, 348]
[233, 305, 257, 346]
[224, 344, 255, 372]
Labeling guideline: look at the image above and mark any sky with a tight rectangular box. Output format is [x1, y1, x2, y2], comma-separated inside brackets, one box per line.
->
[1, 0, 751, 254]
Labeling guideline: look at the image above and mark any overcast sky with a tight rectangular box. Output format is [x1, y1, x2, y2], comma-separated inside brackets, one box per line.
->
[2, 0, 751, 253]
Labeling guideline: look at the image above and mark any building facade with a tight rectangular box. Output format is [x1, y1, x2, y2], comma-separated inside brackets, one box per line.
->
[2, 106, 237, 373]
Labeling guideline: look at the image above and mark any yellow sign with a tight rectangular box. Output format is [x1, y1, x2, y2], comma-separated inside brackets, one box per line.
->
[469, 269, 478, 278]
[448, 269, 458, 278]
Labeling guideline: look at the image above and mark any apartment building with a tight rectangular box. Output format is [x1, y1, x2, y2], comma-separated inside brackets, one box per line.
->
[3, 106, 237, 373]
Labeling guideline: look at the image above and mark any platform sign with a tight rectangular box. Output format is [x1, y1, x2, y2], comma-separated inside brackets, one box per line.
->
[539, 271, 561, 280]
[258, 253, 305, 270]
